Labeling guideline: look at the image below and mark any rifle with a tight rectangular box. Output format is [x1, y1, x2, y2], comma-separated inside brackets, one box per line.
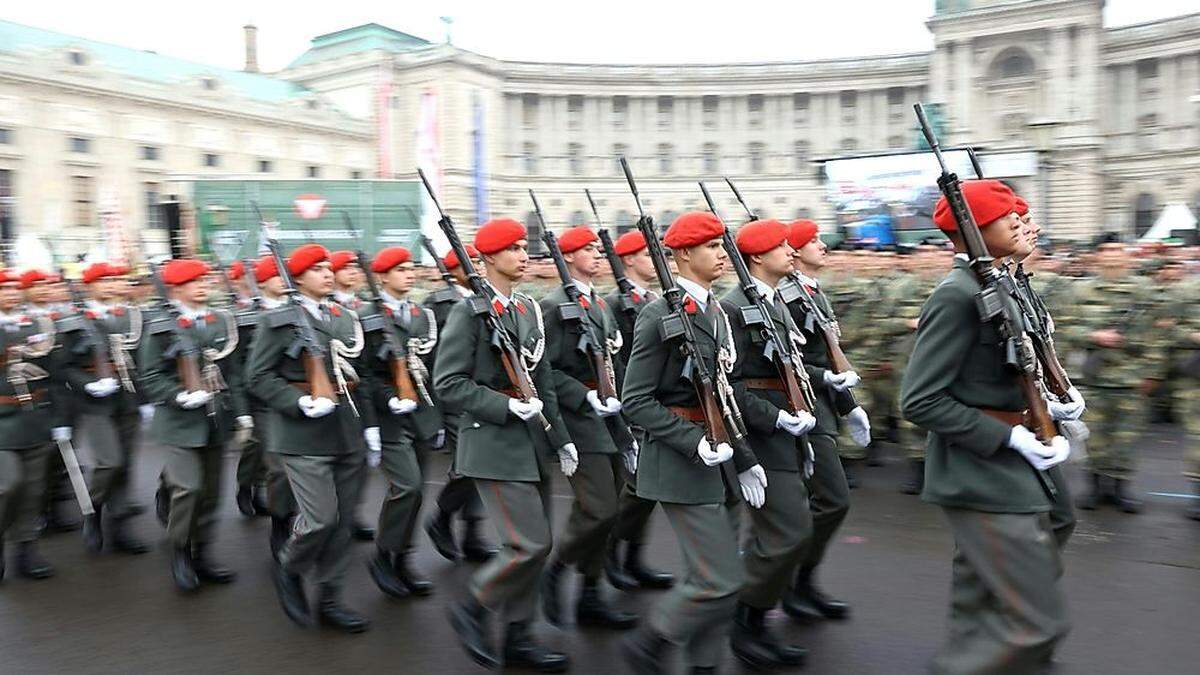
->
[420, 234, 460, 295]
[252, 202, 338, 404]
[346, 211, 424, 406]
[417, 169, 551, 431]
[589, 189, 640, 315]
[207, 232, 243, 306]
[619, 157, 748, 468]
[146, 263, 207, 406]
[700, 182, 817, 420]
[241, 255, 261, 302]
[57, 272, 116, 383]
[914, 102, 1057, 442]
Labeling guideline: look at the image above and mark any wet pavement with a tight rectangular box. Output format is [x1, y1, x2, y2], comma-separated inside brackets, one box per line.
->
[2, 426, 1198, 674]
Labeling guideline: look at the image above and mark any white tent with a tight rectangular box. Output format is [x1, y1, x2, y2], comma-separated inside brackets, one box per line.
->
[1139, 202, 1197, 242]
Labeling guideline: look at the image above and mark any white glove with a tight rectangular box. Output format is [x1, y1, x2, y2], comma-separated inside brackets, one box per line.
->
[558, 443, 579, 477]
[823, 370, 861, 392]
[1008, 425, 1071, 471]
[585, 389, 622, 417]
[176, 390, 212, 410]
[507, 397, 544, 421]
[776, 409, 817, 437]
[139, 403, 155, 422]
[803, 441, 816, 479]
[51, 426, 72, 442]
[364, 427, 382, 467]
[738, 464, 769, 509]
[388, 397, 418, 415]
[298, 395, 337, 418]
[1047, 397, 1085, 422]
[432, 429, 446, 449]
[844, 406, 871, 447]
[233, 415, 254, 447]
[697, 437, 734, 467]
[84, 377, 120, 398]
[622, 440, 639, 474]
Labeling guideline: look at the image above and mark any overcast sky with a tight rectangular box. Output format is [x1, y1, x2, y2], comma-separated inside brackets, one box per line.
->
[5, 0, 1197, 72]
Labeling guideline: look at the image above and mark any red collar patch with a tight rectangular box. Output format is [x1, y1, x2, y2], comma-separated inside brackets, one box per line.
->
[683, 297, 698, 315]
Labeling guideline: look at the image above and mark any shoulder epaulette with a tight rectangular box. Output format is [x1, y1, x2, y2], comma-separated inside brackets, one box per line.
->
[360, 313, 386, 332]
[55, 314, 86, 333]
[147, 316, 175, 335]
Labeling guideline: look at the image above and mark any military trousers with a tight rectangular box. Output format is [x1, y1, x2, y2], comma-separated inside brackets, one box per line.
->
[739, 468, 813, 609]
[79, 412, 140, 512]
[611, 455, 657, 545]
[161, 441, 223, 547]
[797, 433, 851, 579]
[471, 477, 554, 624]
[931, 508, 1069, 675]
[279, 452, 364, 588]
[252, 409, 294, 519]
[1081, 386, 1140, 480]
[0, 444, 52, 543]
[433, 422, 484, 523]
[376, 436, 425, 554]
[1045, 465, 1076, 550]
[651, 501, 746, 669]
[235, 430, 265, 493]
[556, 453, 623, 578]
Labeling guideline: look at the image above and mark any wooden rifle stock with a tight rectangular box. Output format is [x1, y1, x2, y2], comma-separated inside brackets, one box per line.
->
[1020, 373, 1058, 441]
[303, 352, 337, 401]
[823, 330, 855, 374]
[176, 353, 204, 393]
[391, 355, 419, 404]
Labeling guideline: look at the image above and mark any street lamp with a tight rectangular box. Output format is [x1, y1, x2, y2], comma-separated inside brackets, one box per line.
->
[1027, 118, 1063, 233]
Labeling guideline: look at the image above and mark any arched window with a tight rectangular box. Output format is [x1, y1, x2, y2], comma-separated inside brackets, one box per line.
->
[990, 47, 1035, 79]
[1133, 192, 1159, 238]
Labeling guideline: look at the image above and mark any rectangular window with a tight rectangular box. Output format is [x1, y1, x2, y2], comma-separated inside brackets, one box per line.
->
[702, 95, 719, 129]
[567, 143, 583, 175]
[257, 159, 273, 173]
[68, 136, 91, 153]
[202, 153, 220, 168]
[887, 87, 905, 105]
[522, 93, 539, 127]
[140, 145, 160, 161]
[703, 143, 719, 174]
[71, 175, 94, 227]
[145, 182, 164, 229]
[794, 141, 810, 171]
[748, 142, 765, 174]
[612, 96, 628, 128]
[657, 143, 673, 175]
[0, 128, 11, 144]
[306, 165, 321, 178]
[351, 170, 363, 180]
[612, 143, 628, 175]
[749, 94, 765, 128]
[0, 169, 12, 238]
[567, 95, 583, 130]
[657, 96, 673, 129]
[523, 142, 538, 175]
[793, 93, 810, 125]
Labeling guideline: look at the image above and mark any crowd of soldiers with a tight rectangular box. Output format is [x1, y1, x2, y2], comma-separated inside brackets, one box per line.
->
[0, 179, 1196, 675]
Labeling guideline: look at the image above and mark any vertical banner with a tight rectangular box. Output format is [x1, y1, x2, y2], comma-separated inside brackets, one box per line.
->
[99, 185, 128, 265]
[415, 88, 444, 259]
[472, 92, 489, 227]
[375, 66, 394, 179]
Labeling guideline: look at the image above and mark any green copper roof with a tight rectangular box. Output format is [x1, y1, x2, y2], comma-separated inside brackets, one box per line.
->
[0, 19, 310, 103]
[287, 23, 431, 68]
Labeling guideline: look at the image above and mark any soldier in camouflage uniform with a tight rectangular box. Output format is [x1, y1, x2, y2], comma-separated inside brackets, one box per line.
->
[838, 253, 893, 469]
[1161, 261, 1200, 520]
[892, 250, 943, 494]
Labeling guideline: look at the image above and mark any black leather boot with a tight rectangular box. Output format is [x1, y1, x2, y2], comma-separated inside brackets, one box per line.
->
[625, 541, 674, 589]
[251, 487, 269, 517]
[393, 551, 433, 596]
[1113, 479, 1143, 514]
[16, 542, 55, 580]
[351, 520, 375, 542]
[605, 539, 638, 591]
[540, 560, 567, 626]
[235, 486, 256, 517]
[461, 519, 497, 563]
[171, 545, 199, 593]
[1076, 473, 1103, 511]
[45, 501, 80, 534]
[621, 626, 670, 675]
[1188, 482, 1200, 522]
[192, 544, 236, 584]
[901, 459, 925, 495]
[154, 487, 169, 527]
[784, 570, 849, 621]
[731, 603, 779, 669]
[82, 503, 103, 553]
[317, 586, 370, 633]
[272, 561, 312, 627]
[576, 578, 638, 629]
[449, 598, 498, 668]
[367, 549, 409, 598]
[503, 621, 569, 672]
[424, 509, 461, 562]
[270, 515, 291, 562]
[109, 518, 149, 555]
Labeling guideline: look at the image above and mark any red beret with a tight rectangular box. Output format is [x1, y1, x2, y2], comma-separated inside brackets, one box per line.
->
[161, 259, 210, 286]
[82, 263, 121, 285]
[613, 231, 647, 257]
[0, 270, 17, 285]
[228, 261, 245, 280]
[287, 244, 330, 277]
[933, 180, 1016, 232]
[18, 269, 51, 289]
[1014, 196, 1029, 216]
[254, 256, 279, 284]
[558, 226, 598, 254]
[444, 245, 478, 271]
[663, 212, 724, 250]
[371, 247, 412, 273]
[330, 251, 358, 272]
[735, 219, 789, 255]
[474, 219, 527, 255]
[787, 220, 820, 249]
[110, 265, 129, 277]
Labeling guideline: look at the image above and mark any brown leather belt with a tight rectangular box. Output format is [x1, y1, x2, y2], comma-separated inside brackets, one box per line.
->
[0, 390, 47, 405]
[980, 408, 1030, 427]
[744, 378, 785, 392]
[289, 381, 357, 394]
[668, 406, 706, 423]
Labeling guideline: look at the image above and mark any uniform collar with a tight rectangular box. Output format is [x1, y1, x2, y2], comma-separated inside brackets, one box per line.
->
[261, 296, 285, 310]
[571, 278, 595, 298]
[792, 271, 819, 289]
[750, 275, 777, 303]
[676, 277, 710, 308]
[173, 301, 209, 322]
[380, 289, 409, 312]
[486, 282, 512, 308]
[297, 294, 327, 320]
[333, 289, 358, 305]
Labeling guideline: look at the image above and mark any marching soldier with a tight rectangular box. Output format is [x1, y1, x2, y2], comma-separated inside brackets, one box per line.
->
[779, 219, 866, 622]
[602, 230, 674, 592]
[423, 244, 497, 564]
[228, 260, 270, 518]
[246, 244, 372, 632]
[139, 259, 247, 592]
[722, 219, 817, 668]
[21, 270, 67, 320]
[0, 271, 65, 582]
[619, 212, 752, 674]
[434, 218, 576, 671]
[901, 179, 1071, 673]
[539, 225, 638, 631]
[329, 250, 374, 541]
[59, 262, 149, 555]
[359, 246, 441, 599]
